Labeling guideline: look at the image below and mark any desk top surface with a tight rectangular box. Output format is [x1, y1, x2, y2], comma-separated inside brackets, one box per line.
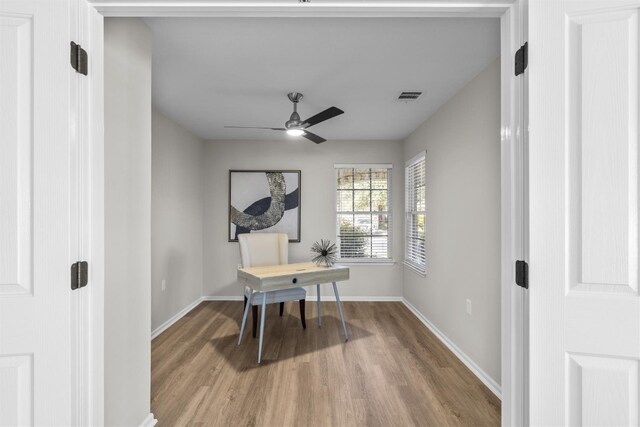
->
[237, 262, 349, 291]
[238, 262, 348, 279]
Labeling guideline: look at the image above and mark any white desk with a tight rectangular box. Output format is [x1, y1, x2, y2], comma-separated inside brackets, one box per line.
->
[237, 262, 350, 363]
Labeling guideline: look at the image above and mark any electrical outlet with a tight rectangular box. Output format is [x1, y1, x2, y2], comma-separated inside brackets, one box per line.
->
[161, 279, 166, 291]
[237, 264, 243, 270]
[466, 299, 472, 316]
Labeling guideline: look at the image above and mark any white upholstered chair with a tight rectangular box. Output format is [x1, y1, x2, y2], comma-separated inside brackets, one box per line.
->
[238, 233, 306, 338]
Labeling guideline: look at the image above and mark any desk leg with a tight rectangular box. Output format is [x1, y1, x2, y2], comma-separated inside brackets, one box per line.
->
[258, 295, 267, 364]
[316, 284, 322, 327]
[238, 290, 253, 345]
[332, 282, 349, 341]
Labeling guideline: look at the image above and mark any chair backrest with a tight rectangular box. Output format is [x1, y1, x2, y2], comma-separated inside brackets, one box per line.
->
[238, 233, 288, 268]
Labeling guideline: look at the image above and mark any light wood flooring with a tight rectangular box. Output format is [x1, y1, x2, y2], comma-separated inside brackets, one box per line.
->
[151, 301, 500, 426]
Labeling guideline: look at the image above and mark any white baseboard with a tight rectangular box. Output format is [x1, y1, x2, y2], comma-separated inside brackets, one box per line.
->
[201, 295, 243, 301]
[401, 298, 502, 399]
[308, 295, 402, 302]
[151, 298, 202, 340]
[139, 413, 157, 427]
[201, 295, 402, 302]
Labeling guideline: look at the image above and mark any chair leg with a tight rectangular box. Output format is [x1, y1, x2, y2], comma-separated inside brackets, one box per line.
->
[299, 299, 306, 330]
[279, 302, 284, 317]
[252, 305, 258, 338]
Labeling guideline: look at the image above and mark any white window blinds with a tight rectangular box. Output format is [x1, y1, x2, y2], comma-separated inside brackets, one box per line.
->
[405, 152, 426, 272]
[334, 164, 392, 261]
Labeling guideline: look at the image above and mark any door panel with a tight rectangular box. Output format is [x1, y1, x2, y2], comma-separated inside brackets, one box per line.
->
[0, 15, 32, 297]
[568, 9, 638, 296]
[0, 1, 74, 425]
[568, 354, 638, 426]
[530, 1, 640, 425]
[0, 355, 33, 426]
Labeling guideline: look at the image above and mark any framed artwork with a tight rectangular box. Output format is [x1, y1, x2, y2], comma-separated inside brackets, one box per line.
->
[228, 170, 301, 242]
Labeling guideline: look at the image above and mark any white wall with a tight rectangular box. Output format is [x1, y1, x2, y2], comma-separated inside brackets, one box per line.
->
[151, 109, 204, 332]
[104, 18, 152, 427]
[402, 58, 501, 384]
[203, 140, 404, 299]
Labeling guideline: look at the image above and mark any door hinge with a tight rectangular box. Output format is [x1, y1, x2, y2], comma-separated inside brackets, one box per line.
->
[515, 260, 528, 289]
[515, 42, 528, 76]
[70, 41, 88, 76]
[71, 261, 89, 290]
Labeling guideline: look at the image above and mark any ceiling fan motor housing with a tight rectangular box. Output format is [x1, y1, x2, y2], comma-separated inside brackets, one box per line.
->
[286, 92, 304, 129]
[286, 113, 301, 129]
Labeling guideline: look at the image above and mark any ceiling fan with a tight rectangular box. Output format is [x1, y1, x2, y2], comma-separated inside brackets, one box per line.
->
[224, 92, 344, 144]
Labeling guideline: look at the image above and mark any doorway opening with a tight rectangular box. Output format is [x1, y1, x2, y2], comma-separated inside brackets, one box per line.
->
[90, 1, 528, 426]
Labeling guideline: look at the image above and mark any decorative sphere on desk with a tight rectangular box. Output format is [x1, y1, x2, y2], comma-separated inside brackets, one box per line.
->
[311, 239, 337, 267]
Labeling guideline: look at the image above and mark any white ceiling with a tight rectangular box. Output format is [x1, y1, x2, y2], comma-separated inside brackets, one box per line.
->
[144, 17, 499, 141]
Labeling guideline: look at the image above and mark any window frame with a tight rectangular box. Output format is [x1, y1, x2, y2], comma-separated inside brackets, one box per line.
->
[404, 152, 426, 275]
[334, 163, 393, 264]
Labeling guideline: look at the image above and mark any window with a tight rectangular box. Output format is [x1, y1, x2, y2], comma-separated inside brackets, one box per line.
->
[335, 164, 392, 261]
[405, 152, 426, 273]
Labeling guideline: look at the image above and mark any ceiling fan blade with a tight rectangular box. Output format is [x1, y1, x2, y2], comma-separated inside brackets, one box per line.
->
[302, 107, 344, 128]
[224, 126, 286, 130]
[302, 131, 326, 144]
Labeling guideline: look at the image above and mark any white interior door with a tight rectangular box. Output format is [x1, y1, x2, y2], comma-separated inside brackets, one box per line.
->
[0, 0, 77, 425]
[530, 0, 640, 425]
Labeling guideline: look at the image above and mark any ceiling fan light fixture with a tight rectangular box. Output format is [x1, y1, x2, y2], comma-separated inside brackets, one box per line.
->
[224, 92, 343, 144]
[286, 129, 305, 137]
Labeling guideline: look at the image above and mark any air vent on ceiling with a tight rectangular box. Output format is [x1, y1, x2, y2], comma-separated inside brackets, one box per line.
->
[397, 91, 423, 102]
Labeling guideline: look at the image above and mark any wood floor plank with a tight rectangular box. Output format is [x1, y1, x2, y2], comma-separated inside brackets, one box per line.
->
[151, 301, 500, 426]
